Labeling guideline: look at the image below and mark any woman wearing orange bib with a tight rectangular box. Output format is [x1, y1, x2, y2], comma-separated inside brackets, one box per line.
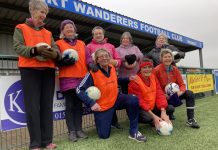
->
[56, 20, 92, 142]
[13, 1, 60, 149]
[77, 48, 146, 142]
[128, 59, 172, 129]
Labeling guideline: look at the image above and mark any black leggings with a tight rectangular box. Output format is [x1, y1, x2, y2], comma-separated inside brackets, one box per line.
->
[62, 89, 83, 132]
[20, 68, 55, 149]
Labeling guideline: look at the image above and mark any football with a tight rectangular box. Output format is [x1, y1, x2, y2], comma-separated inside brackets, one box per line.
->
[85, 86, 101, 101]
[91, 52, 95, 61]
[35, 42, 51, 61]
[62, 49, 79, 61]
[157, 121, 173, 136]
[165, 82, 180, 96]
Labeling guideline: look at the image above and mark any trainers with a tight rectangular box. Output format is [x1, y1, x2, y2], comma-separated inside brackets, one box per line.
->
[69, 131, 78, 142]
[169, 114, 176, 120]
[111, 123, 123, 129]
[46, 143, 57, 149]
[76, 130, 88, 139]
[128, 131, 147, 142]
[186, 118, 200, 129]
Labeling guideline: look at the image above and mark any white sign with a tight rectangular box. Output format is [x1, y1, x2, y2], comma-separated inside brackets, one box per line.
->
[0, 76, 65, 131]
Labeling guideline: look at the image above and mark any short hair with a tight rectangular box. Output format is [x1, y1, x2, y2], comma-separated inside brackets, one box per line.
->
[94, 48, 111, 63]
[29, 0, 48, 15]
[92, 26, 105, 35]
[120, 32, 133, 44]
[156, 33, 169, 45]
[160, 48, 174, 61]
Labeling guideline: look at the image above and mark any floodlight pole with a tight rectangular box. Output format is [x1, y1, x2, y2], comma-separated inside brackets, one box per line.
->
[199, 48, 203, 68]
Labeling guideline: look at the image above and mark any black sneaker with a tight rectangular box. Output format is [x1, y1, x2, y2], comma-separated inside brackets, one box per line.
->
[128, 131, 147, 142]
[111, 123, 123, 129]
[186, 118, 200, 129]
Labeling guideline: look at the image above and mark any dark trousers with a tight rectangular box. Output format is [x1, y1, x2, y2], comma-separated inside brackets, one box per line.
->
[94, 94, 139, 139]
[62, 89, 82, 132]
[139, 105, 175, 124]
[20, 68, 55, 149]
[168, 90, 195, 120]
[111, 82, 129, 125]
[179, 90, 195, 119]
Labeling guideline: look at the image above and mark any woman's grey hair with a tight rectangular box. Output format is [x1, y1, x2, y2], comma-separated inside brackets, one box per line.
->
[92, 26, 105, 35]
[156, 33, 169, 45]
[29, 0, 48, 15]
[120, 32, 133, 44]
[160, 48, 174, 61]
[94, 48, 111, 63]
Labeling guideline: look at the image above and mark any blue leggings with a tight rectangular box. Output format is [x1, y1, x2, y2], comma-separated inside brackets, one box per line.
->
[94, 94, 139, 139]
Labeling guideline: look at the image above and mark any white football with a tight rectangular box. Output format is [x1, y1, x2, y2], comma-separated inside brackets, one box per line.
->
[62, 49, 79, 61]
[165, 82, 180, 96]
[157, 121, 173, 136]
[36, 42, 51, 49]
[91, 52, 95, 61]
[85, 86, 101, 101]
[35, 42, 51, 61]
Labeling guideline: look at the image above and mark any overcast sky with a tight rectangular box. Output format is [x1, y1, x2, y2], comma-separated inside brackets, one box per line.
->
[82, 0, 218, 69]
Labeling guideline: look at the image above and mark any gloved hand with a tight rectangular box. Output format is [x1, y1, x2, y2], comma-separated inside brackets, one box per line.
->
[41, 48, 58, 59]
[35, 45, 49, 55]
[125, 54, 137, 65]
[174, 52, 185, 60]
[58, 57, 75, 66]
[88, 63, 99, 72]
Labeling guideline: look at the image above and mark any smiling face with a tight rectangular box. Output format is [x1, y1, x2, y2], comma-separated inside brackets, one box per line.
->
[62, 23, 76, 38]
[95, 50, 111, 68]
[156, 35, 167, 46]
[93, 29, 105, 42]
[161, 52, 173, 66]
[140, 65, 153, 77]
[121, 35, 130, 46]
[31, 8, 47, 25]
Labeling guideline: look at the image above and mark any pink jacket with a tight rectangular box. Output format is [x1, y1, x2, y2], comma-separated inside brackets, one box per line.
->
[87, 39, 121, 67]
[116, 44, 143, 77]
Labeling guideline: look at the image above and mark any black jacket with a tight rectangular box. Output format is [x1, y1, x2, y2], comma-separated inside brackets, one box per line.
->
[146, 44, 183, 67]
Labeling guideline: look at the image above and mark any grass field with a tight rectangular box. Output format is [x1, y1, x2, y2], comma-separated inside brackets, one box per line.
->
[55, 95, 218, 150]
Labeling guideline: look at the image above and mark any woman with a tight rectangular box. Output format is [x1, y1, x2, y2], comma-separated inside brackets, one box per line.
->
[153, 49, 200, 128]
[87, 26, 122, 129]
[56, 20, 91, 142]
[13, 0, 60, 149]
[76, 48, 146, 142]
[116, 32, 143, 78]
[116, 32, 143, 93]
[146, 33, 185, 67]
[87, 26, 121, 68]
[128, 59, 172, 130]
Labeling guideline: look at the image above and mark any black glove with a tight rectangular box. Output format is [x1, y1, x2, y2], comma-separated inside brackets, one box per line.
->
[125, 54, 137, 65]
[174, 52, 185, 60]
[88, 63, 99, 72]
[58, 57, 75, 66]
[41, 48, 58, 59]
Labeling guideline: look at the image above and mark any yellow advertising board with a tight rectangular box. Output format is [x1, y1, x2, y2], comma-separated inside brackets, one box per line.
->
[187, 74, 214, 93]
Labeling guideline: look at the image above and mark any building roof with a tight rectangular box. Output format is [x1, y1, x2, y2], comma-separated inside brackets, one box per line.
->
[0, 0, 203, 53]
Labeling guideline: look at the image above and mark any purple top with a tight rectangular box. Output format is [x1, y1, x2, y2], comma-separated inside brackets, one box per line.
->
[116, 44, 143, 77]
[59, 38, 92, 92]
